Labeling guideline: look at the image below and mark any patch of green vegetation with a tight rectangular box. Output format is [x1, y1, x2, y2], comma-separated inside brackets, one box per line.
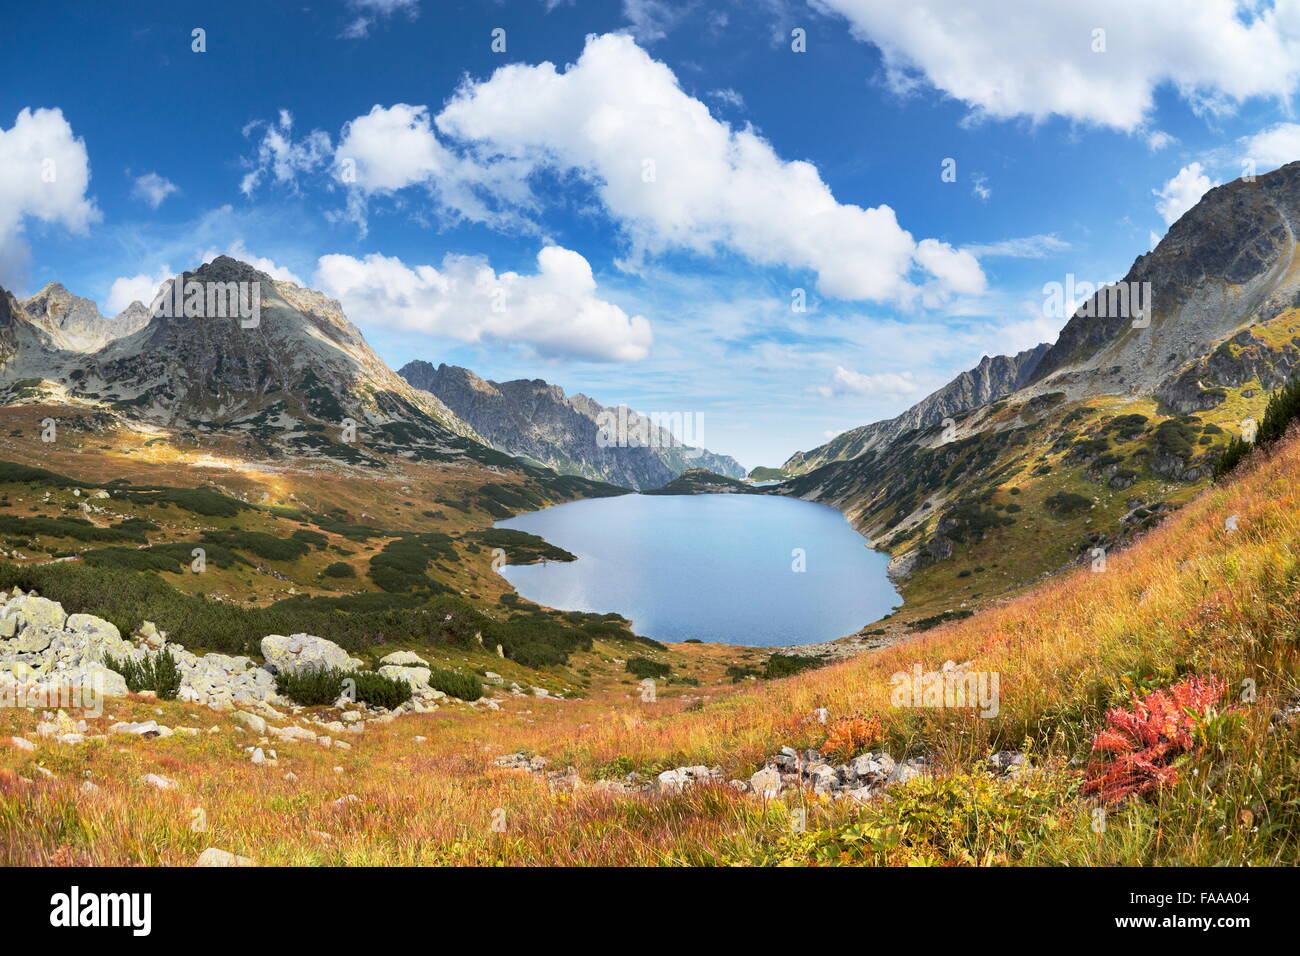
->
[1214, 373, 1300, 480]
[466, 528, 575, 564]
[322, 561, 356, 579]
[201, 529, 310, 562]
[119, 486, 250, 518]
[908, 609, 976, 632]
[105, 648, 182, 700]
[290, 528, 329, 549]
[368, 533, 457, 593]
[625, 656, 671, 679]
[425, 666, 483, 701]
[1043, 491, 1092, 517]
[274, 666, 413, 709]
[726, 652, 827, 682]
[0, 514, 152, 544]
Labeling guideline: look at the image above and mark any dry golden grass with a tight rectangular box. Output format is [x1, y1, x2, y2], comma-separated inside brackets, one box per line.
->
[2, 427, 1299, 865]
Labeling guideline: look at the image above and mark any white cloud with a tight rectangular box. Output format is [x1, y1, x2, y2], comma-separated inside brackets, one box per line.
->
[816, 366, 920, 398]
[1145, 129, 1177, 151]
[313, 245, 653, 362]
[622, 0, 684, 42]
[330, 104, 535, 234]
[341, 0, 419, 39]
[1242, 122, 1300, 172]
[813, 0, 1300, 131]
[1154, 162, 1219, 226]
[435, 32, 986, 305]
[131, 172, 178, 209]
[239, 110, 332, 197]
[962, 234, 1070, 259]
[0, 107, 99, 287]
[105, 265, 172, 315]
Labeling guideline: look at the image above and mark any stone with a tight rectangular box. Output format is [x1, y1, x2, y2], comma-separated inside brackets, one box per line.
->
[232, 711, 267, 735]
[110, 720, 165, 738]
[749, 765, 782, 798]
[260, 633, 362, 676]
[195, 847, 254, 867]
[379, 650, 429, 667]
[378, 664, 432, 690]
[11, 736, 35, 752]
[140, 773, 177, 790]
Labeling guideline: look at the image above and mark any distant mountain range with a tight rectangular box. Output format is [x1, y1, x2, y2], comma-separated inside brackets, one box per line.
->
[399, 361, 745, 491]
[0, 257, 742, 491]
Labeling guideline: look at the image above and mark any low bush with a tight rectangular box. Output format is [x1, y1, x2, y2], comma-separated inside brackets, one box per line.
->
[105, 648, 182, 700]
[625, 656, 670, 679]
[425, 666, 482, 701]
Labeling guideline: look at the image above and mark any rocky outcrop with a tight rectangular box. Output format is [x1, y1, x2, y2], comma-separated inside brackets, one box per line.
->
[17, 283, 152, 352]
[260, 633, 363, 675]
[400, 361, 745, 491]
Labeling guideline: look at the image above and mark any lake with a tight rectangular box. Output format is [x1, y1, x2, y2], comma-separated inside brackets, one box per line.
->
[496, 493, 901, 646]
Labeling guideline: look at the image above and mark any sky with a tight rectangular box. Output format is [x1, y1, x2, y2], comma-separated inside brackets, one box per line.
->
[4, 0, 1300, 470]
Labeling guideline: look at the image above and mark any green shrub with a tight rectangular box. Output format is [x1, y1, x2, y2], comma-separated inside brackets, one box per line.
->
[1214, 374, 1300, 480]
[322, 561, 356, 578]
[105, 648, 182, 700]
[425, 666, 482, 701]
[274, 666, 413, 709]
[626, 656, 671, 679]
[202, 530, 309, 562]
[1044, 491, 1091, 516]
[352, 670, 414, 709]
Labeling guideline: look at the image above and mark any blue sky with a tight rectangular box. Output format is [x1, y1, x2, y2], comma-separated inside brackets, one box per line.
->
[4, 0, 1300, 468]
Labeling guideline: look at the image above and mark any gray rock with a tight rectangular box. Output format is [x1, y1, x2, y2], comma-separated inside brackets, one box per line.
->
[260, 633, 362, 676]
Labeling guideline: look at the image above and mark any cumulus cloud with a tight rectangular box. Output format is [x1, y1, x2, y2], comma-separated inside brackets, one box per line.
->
[131, 172, 178, 209]
[812, 0, 1300, 131]
[435, 32, 986, 305]
[1154, 162, 1219, 226]
[1242, 122, 1300, 172]
[816, 366, 920, 399]
[313, 245, 653, 362]
[0, 107, 99, 286]
[105, 266, 172, 315]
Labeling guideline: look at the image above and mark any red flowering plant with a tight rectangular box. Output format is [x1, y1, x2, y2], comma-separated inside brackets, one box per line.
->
[1082, 675, 1226, 805]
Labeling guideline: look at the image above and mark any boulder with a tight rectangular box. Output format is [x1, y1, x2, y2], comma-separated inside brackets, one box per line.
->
[232, 711, 267, 735]
[260, 633, 361, 676]
[379, 650, 429, 667]
[749, 765, 782, 798]
[195, 847, 254, 867]
[377, 664, 431, 690]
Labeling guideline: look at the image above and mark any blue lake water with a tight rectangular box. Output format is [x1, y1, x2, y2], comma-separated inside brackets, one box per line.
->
[496, 493, 901, 646]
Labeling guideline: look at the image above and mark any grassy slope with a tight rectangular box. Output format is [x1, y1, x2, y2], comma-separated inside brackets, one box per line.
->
[3, 424, 1299, 864]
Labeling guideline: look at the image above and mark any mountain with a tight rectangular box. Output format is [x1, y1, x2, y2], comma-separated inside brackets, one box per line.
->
[775, 161, 1300, 618]
[783, 343, 1051, 474]
[15, 283, 152, 352]
[399, 361, 746, 491]
[1, 257, 497, 466]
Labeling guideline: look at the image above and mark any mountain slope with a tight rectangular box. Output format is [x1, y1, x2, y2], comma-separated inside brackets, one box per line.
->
[776, 161, 1300, 621]
[400, 360, 746, 490]
[784, 343, 1050, 474]
[0, 257, 498, 466]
